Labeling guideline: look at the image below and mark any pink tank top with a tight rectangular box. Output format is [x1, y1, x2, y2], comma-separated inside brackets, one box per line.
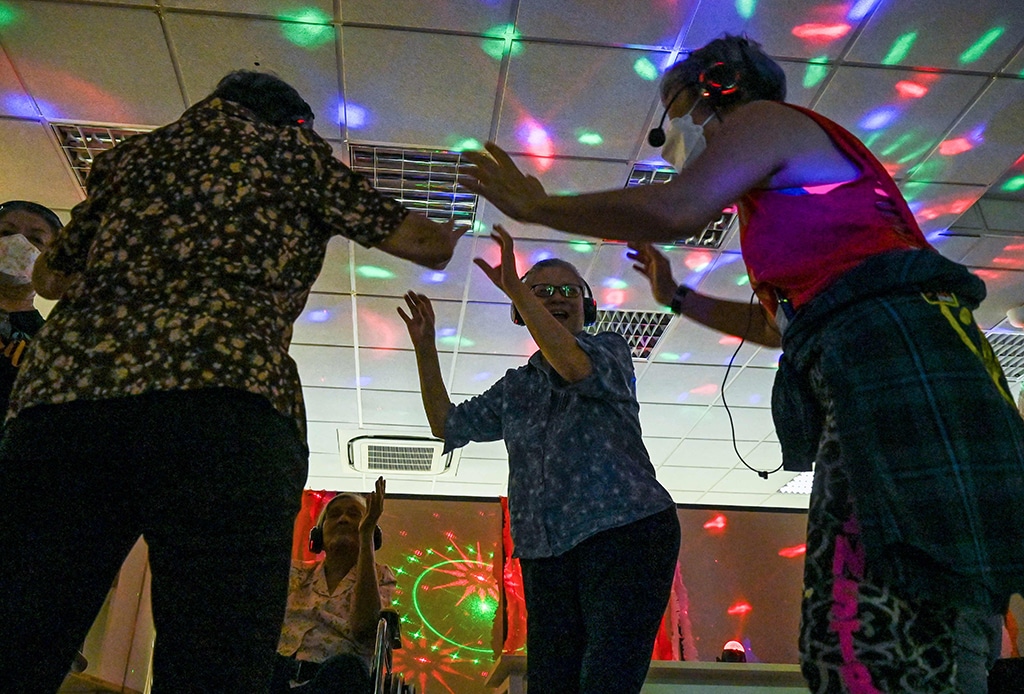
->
[738, 104, 930, 316]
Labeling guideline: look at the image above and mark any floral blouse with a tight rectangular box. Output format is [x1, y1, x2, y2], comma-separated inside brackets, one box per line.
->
[8, 97, 407, 438]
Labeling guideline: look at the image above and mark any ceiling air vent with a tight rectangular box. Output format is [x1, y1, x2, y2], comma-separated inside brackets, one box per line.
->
[586, 309, 674, 360]
[345, 435, 454, 475]
[52, 123, 151, 187]
[348, 144, 479, 231]
[625, 164, 737, 248]
[987, 331, 1024, 382]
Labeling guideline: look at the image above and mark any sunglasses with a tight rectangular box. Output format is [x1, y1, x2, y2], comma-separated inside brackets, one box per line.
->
[530, 283, 584, 299]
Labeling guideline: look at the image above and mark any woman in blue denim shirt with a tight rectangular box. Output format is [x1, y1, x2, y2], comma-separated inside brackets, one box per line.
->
[399, 225, 680, 694]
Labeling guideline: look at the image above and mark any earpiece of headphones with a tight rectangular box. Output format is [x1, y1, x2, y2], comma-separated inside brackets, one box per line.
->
[510, 280, 598, 326]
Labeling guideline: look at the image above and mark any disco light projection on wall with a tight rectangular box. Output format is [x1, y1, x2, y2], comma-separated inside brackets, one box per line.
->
[894, 80, 929, 99]
[278, 7, 333, 48]
[1003, 176, 1024, 193]
[727, 601, 753, 616]
[882, 32, 917, 65]
[858, 106, 898, 131]
[307, 309, 330, 323]
[703, 513, 727, 531]
[847, 0, 880, 21]
[791, 23, 850, 42]
[481, 24, 523, 61]
[959, 27, 1005, 65]
[777, 544, 806, 558]
[633, 57, 660, 82]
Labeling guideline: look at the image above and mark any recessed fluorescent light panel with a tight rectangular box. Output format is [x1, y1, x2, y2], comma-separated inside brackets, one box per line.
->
[52, 124, 152, 187]
[626, 164, 736, 248]
[585, 309, 674, 360]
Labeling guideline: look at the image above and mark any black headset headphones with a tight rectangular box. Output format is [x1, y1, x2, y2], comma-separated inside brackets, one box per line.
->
[647, 42, 750, 148]
[308, 496, 383, 554]
[510, 277, 598, 327]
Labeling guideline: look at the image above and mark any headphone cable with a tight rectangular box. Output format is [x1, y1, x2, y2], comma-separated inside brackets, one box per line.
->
[719, 290, 783, 479]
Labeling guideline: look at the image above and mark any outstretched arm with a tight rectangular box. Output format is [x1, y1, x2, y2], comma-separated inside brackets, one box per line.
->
[628, 242, 780, 348]
[474, 226, 592, 383]
[376, 214, 465, 270]
[398, 292, 453, 438]
[349, 476, 387, 641]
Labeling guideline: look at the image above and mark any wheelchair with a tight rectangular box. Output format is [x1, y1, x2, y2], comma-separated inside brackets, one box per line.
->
[370, 608, 416, 694]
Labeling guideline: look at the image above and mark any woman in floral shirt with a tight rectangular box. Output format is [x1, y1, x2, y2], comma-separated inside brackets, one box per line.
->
[0, 72, 463, 693]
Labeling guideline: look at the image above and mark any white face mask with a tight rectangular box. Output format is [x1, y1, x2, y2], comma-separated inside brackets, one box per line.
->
[661, 101, 714, 171]
[0, 234, 41, 286]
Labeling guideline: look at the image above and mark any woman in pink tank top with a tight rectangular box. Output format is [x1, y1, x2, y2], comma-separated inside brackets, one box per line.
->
[464, 34, 1024, 694]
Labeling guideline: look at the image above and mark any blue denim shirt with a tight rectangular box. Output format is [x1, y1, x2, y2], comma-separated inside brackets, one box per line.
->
[444, 331, 674, 558]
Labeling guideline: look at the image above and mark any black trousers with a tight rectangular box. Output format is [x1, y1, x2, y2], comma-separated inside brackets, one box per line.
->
[0, 388, 308, 693]
[518, 506, 680, 694]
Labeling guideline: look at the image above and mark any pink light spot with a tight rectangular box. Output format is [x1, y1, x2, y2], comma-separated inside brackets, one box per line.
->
[792, 23, 851, 41]
[703, 514, 727, 531]
[684, 250, 714, 271]
[778, 544, 807, 558]
[938, 137, 973, 156]
[894, 81, 928, 99]
[882, 162, 901, 177]
[690, 383, 720, 396]
[718, 335, 742, 346]
[727, 601, 753, 616]
[973, 269, 1000, 280]
[603, 289, 625, 307]
[802, 182, 847, 195]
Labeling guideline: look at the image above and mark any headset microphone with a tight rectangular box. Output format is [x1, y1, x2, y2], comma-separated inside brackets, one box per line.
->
[647, 85, 689, 148]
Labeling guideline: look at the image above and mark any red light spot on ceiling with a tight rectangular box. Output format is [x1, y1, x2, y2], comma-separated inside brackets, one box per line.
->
[894, 81, 928, 99]
[691, 383, 720, 396]
[684, 250, 714, 271]
[938, 137, 973, 156]
[791, 23, 851, 41]
[778, 544, 807, 558]
[718, 335, 742, 346]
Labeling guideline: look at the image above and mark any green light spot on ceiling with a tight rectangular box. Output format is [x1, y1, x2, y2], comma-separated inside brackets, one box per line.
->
[1001, 175, 1024, 192]
[451, 137, 482, 152]
[633, 57, 660, 81]
[472, 220, 489, 235]
[959, 27, 1004, 65]
[735, 275, 750, 286]
[356, 265, 395, 280]
[481, 24, 523, 61]
[736, 0, 757, 20]
[881, 132, 913, 157]
[862, 132, 882, 149]
[605, 278, 628, 290]
[882, 32, 917, 65]
[898, 140, 935, 164]
[278, 7, 333, 48]
[0, 2, 19, 27]
[802, 57, 829, 89]
[576, 130, 603, 146]
[569, 240, 594, 253]
[439, 335, 476, 348]
[660, 352, 680, 361]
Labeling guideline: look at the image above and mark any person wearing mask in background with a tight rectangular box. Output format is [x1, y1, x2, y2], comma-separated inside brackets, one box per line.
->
[399, 225, 680, 694]
[0, 71, 464, 693]
[272, 477, 395, 694]
[463, 34, 1024, 694]
[0, 200, 60, 416]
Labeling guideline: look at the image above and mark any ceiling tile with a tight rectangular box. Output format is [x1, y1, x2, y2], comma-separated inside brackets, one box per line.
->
[516, 0, 697, 47]
[358, 347, 451, 392]
[637, 362, 728, 406]
[0, 119, 83, 209]
[498, 43, 666, 160]
[452, 456, 508, 486]
[815, 66, 988, 182]
[693, 405, 776, 442]
[342, 0, 511, 33]
[355, 295, 463, 351]
[721, 366, 776, 409]
[847, 0, 1024, 72]
[302, 385, 358, 423]
[898, 182, 988, 234]
[655, 465, 729, 492]
[449, 353, 525, 396]
[658, 438, 757, 469]
[1, 2, 182, 124]
[162, 0, 329, 15]
[291, 344, 356, 388]
[459, 300, 538, 357]
[361, 388, 431, 428]
[293, 292, 354, 346]
[342, 27, 500, 149]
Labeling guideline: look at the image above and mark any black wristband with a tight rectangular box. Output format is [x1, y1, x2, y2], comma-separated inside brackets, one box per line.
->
[669, 284, 691, 314]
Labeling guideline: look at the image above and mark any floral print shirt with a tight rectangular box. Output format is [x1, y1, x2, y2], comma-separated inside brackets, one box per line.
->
[277, 560, 397, 666]
[8, 97, 407, 437]
[443, 331, 675, 558]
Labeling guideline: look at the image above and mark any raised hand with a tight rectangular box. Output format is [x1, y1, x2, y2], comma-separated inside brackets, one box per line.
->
[627, 242, 679, 306]
[472, 224, 523, 300]
[360, 476, 385, 540]
[397, 291, 437, 350]
[462, 142, 547, 222]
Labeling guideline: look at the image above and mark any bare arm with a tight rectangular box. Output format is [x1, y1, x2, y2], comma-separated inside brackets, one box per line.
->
[398, 292, 453, 438]
[475, 226, 592, 383]
[628, 242, 780, 348]
[462, 101, 793, 243]
[349, 477, 386, 640]
[31, 250, 77, 300]
[375, 213, 464, 270]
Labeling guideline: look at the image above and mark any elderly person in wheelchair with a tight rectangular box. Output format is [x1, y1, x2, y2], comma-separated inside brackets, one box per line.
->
[272, 476, 397, 694]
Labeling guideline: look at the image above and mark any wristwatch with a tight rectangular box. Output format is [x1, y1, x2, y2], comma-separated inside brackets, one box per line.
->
[669, 284, 691, 314]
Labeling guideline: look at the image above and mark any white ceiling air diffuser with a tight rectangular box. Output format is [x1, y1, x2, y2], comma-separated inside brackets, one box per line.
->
[346, 435, 456, 475]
